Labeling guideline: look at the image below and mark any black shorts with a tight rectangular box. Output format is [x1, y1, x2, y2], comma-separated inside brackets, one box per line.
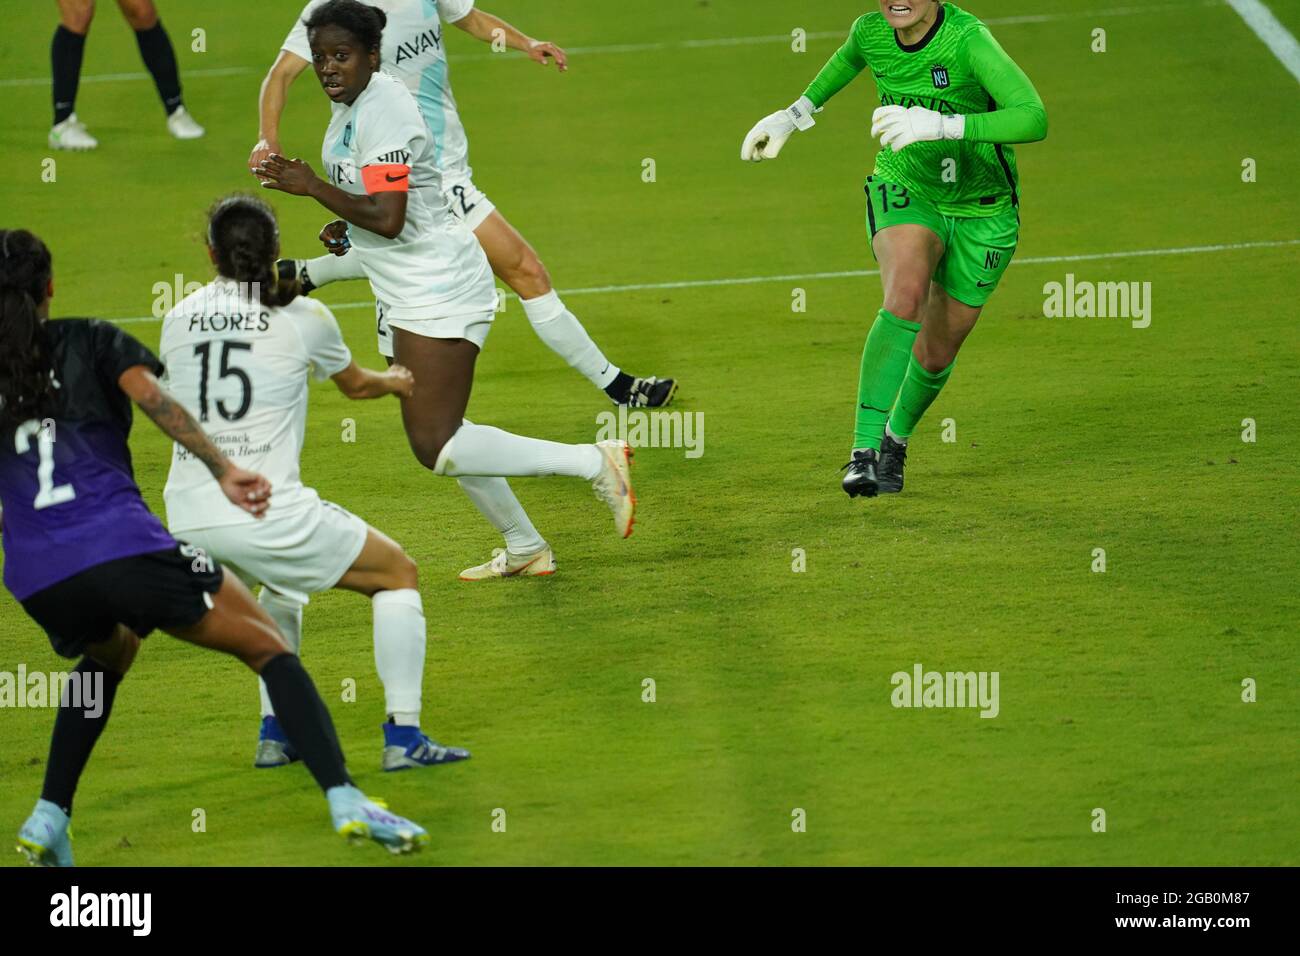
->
[20, 545, 224, 658]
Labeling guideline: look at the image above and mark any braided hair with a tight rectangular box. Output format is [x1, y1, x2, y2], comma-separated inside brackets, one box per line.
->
[206, 194, 300, 308]
[0, 229, 57, 429]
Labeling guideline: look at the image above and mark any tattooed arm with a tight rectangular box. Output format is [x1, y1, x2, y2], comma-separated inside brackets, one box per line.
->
[117, 366, 272, 518]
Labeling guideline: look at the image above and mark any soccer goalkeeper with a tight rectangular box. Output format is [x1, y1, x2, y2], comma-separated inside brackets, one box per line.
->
[741, 1, 1047, 497]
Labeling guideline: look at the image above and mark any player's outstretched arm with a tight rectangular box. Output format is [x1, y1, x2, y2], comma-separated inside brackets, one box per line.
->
[250, 51, 311, 173]
[331, 362, 415, 400]
[451, 8, 567, 71]
[741, 25, 868, 162]
[871, 27, 1046, 153]
[118, 366, 272, 518]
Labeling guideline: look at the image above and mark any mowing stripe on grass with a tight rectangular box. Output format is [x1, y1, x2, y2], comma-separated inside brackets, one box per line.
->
[0, 1, 1224, 86]
[105, 238, 1300, 325]
[0, 66, 253, 88]
[1225, 0, 1300, 84]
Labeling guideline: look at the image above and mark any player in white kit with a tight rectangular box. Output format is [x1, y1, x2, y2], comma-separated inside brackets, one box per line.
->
[161, 194, 470, 771]
[255, 1, 637, 578]
[250, 0, 676, 410]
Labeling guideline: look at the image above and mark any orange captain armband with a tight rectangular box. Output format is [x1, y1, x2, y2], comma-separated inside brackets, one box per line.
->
[362, 163, 411, 194]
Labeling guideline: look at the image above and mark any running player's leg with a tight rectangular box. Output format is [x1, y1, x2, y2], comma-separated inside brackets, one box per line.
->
[456, 474, 554, 581]
[843, 221, 943, 497]
[473, 209, 676, 408]
[49, 1, 96, 150]
[165, 570, 350, 785]
[374, 331, 556, 569]
[18, 624, 139, 865]
[335, 528, 470, 769]
[290, 246, 369, 292]
[40, 625, 140, 812]
[890, 282, 978, 438]
[875, 284, 977, 494]
[168, 569, 428, 851]
[393, 330, 635, 537]
[857, 223, 943, 451]
[115, 0, 201, 136]
[878, 208, 1016, 493]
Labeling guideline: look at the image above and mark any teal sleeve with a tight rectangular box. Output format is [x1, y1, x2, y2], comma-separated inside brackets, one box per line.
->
[803, 25, 869, 109]
[961, 27, 1048, 144]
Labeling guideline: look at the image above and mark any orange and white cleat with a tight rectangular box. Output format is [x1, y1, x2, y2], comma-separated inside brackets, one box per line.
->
[459, 546, 556, 581]
[593, 440, 636, 539]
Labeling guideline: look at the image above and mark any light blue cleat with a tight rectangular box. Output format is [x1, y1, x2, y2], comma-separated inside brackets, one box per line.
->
[327, 785, 428, 855]
[16, 799, 74, 867]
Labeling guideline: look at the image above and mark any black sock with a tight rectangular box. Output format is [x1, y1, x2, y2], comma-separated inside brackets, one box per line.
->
[603, 371, 635, 403]
[41, 657, 121, 817]
[134, 21, 183, 115]
[260, 654, 352, 792]
[51, 25, 87, 125]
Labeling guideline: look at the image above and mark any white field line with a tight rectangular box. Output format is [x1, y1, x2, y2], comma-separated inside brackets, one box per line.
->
[105, 238, 1300, 325]
[0, 66, 253, 88]
[1225, 0, 1300, 85]
[0, 1, 1223, 86]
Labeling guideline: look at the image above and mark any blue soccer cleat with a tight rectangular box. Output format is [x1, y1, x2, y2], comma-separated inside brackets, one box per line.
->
[327, 785, 428, 855]
[254, 715, 300, 768]
[381, 723, 471, 772]
[16, 799, 74, 867]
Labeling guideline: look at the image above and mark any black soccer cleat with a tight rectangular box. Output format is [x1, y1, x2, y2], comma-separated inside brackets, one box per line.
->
[277, 258, 316, 295]
[841, 448, 880, 498]
[877, 432, 907, 494]
[624, 376, 678, 408]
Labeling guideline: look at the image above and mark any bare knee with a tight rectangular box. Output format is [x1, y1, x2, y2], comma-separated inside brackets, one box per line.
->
[242, 632, 289, 673]
[500, 247, 551, 300]
[86, 625, 141, 676]
[397, 553, 419, 589]
[59, 0, 95, 33]
[408, 423, 461, 471]
[882, 284, 929, 324]
[116, 0, 159, 30]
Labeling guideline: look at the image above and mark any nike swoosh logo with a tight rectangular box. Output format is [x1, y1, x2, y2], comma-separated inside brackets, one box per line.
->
[977, 280, 995, 287]
[385, 172, 408, 183]
[860, 404, 891, 413]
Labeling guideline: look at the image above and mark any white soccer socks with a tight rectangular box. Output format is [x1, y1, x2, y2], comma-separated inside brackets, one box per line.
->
[304, 247, 368, 288]
[456, 475, 548, 555]
[520, 290, 620, 389]
[372, 588, 425, 726]
[435, 422, 603, 481]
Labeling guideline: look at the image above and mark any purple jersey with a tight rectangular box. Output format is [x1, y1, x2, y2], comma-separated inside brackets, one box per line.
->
[0, 319, 177, 601]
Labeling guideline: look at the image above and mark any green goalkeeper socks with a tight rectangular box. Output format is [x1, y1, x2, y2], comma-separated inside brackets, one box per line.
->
[854, 309, 921, 451]
[886, 354, 955, 440]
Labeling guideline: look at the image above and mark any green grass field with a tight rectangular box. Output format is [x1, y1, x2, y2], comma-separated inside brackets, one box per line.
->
[2, 0, 1298, 866]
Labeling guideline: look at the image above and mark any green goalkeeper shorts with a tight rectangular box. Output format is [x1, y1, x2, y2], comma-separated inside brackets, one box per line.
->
[865, 176, 1020, 308]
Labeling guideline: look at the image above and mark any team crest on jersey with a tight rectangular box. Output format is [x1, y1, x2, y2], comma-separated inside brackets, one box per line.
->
[342, 122, 353, 148]
[931, 65, 950, 89]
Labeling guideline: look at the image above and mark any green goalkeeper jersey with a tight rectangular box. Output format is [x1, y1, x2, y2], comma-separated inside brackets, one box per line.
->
[804, 3, 1047, 217]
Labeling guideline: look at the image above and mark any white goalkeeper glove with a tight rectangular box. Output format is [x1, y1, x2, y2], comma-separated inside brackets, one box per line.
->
[870, 105, 965, 152]
[741, 95, 819, 162]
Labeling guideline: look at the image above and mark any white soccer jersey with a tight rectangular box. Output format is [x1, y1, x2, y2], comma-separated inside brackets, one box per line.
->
[284, 0, 475, 178]
[160, 279, 352, 532]
[320, 70, 496, 319]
